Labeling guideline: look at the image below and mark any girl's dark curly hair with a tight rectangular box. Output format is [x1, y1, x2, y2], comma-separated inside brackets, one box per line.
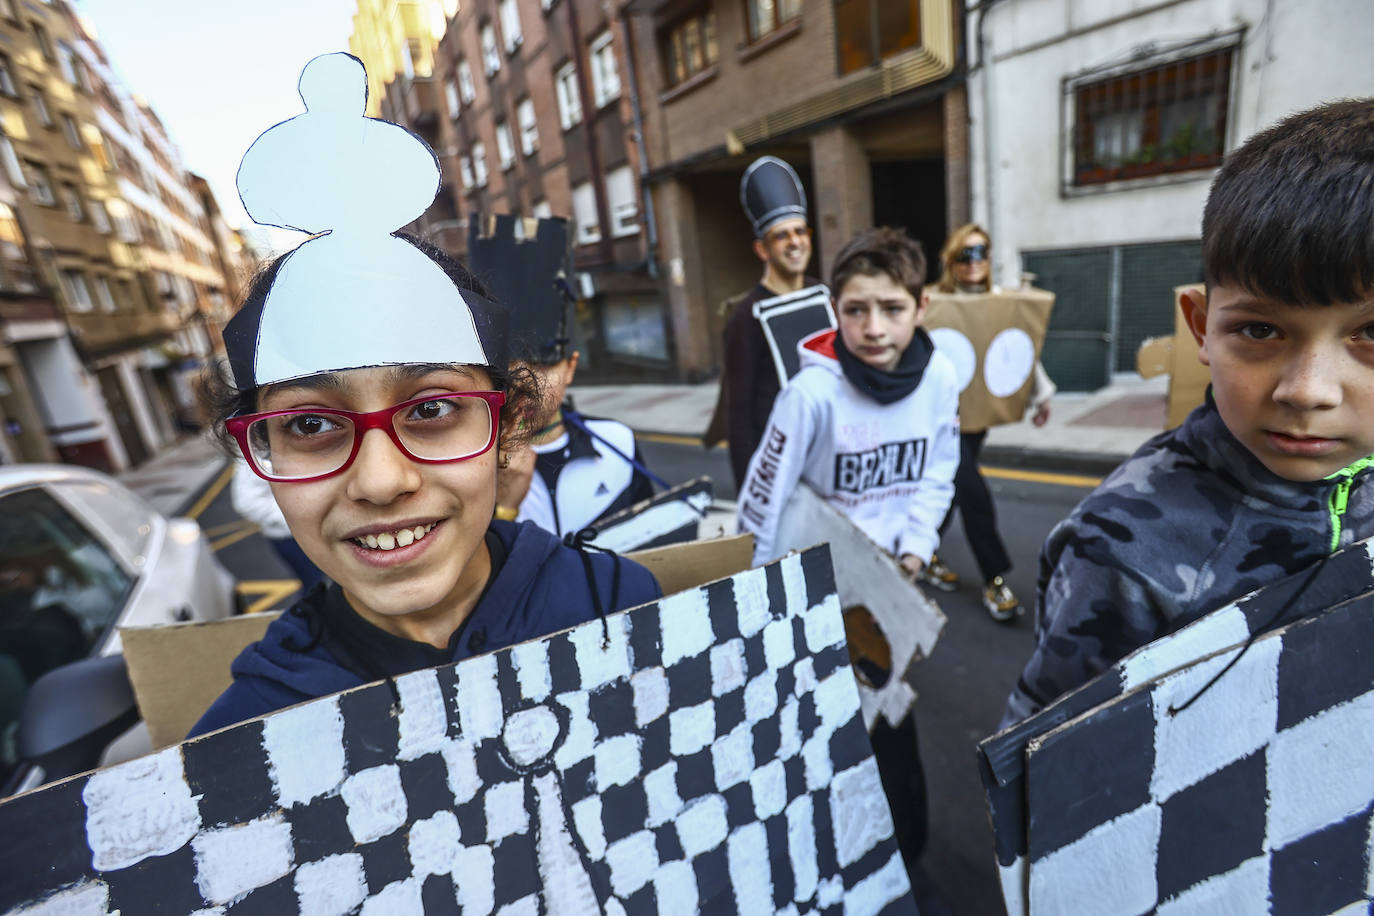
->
[198, 233, 543, 460]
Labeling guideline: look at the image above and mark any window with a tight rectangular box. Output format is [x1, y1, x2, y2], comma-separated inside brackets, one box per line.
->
[0, 0, 15, 20]
[499, 0, 522, 53]
[457, 59, 476, 103]
[31, 23, 54, 62]
[532, 198, 553, 219]
[29, 85, 51, 126]
[459, 155, 474, 190]
[555, 63, 582, 130]
[663, 12, 717, 87]
[57, 41, 79, 86]
[835, 0, 920, 75]
[0, 203, 37, 293]
[60, 183, 84, 222]
[571, 181, 600, 245]
[89, 198, 111, 234]
[444, 78, 460, 118]
[60, 113, 82, 149]
[0, 131, 24, 188]
[605, 166, 638, 237]
[24, 162, 54, 206]
[495, 121, 515, 170]
[59, 268, 93, 311]
[109, 200, 139, 243]
[481, 22, 501, 76]
[517, 97, 539, 155]
[93, 275, 117, 312]
[1070, 46, 1234, 188]
[746, 0, 801, 43]
[590, 31, 620, 108]
[472, 141, 488, 187]
[0, 54, 16, 97]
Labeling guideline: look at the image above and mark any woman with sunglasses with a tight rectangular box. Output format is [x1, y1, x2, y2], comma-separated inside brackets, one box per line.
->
[919, 224, 1055, 621]
[188, 53, 660, 737]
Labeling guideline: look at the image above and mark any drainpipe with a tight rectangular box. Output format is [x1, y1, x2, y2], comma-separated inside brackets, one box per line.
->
[617, 5, 658, 278]
[972, 0, 1011, 282]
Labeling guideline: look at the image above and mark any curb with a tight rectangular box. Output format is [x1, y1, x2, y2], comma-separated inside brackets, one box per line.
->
[980, 445, 1127, 480]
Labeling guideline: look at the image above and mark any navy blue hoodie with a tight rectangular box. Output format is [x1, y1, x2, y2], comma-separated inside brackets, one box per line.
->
[189, 520, 661, 737]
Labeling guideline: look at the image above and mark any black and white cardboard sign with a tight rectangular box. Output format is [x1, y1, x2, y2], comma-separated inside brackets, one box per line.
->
[754, 285, 834, 387]
[774, 484, 945, 731]
[578, 477, 714, 553]
[0, 546, 916, 916]
[980, 538, 1374, 916]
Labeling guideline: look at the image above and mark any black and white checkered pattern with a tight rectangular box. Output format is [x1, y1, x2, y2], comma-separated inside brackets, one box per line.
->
[585, 477, 714, 553]
[0, 545, 915, 916]
[979, 538, 1374, 916]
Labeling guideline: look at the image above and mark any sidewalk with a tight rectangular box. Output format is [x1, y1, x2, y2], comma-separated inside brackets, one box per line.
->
[571, 374, 1169, 478]
[118, 433, 230, 518]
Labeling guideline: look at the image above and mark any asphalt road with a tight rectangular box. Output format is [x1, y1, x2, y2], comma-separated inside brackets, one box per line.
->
[203, 438, 1097, 916]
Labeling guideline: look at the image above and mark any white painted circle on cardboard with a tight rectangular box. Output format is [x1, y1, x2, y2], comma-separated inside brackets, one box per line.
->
[984, 328, 1035, 398]
[928, 327, 976, 392]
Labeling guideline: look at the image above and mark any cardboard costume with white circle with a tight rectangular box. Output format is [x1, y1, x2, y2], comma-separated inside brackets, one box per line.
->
[225, 53, 499, 389]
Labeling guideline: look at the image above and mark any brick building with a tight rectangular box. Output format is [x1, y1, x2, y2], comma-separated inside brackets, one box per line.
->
[627, 0, 965, 378]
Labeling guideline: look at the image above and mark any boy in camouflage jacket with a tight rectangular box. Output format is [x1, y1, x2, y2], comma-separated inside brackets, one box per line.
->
[1004, 99, 1374, 726]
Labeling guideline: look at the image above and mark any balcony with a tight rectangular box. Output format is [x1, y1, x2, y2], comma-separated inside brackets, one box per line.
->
[66, 309, 184, 355]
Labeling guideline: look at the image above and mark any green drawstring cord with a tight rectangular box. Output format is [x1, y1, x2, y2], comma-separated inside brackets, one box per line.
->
[1326, 455, 1374, 552]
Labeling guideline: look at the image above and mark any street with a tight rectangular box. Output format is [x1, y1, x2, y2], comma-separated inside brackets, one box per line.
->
[199, 436, 1096, 916]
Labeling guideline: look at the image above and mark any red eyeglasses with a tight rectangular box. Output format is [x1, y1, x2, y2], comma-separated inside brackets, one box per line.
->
[228, 391, 506, 482]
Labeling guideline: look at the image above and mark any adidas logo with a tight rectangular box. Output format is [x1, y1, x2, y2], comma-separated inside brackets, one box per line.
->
[595, 482, 610, 496]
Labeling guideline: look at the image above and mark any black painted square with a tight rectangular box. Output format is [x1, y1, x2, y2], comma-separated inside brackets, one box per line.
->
[765, 562, 787, 621]
[706, 578, 740, 643]
[359, 827, 412, 894]
[186, 720, 275, 827]
[600, 781, 649, 844]
[1276, 599, 1374, 731]
[421, 873, 460, 915]
[722, 782, 755, 829]
[800, 545, 837, 610]
[339, 686, 400, 772]
[675, 749, 715, 802]
[0, 775, 92, 910]
[1155, 749, 1268, 900]
[490, 828, 540, 906]
[587, 679, 636, 738]
[397, 752, 454, 823]
[104, 842, 205, 913]
[226, 873, 297, 915]
[1269, 805, 1371, 916]
[667, 652, 712, 708]
[628, 603, 663, 669]
[290, 793, 354, 863]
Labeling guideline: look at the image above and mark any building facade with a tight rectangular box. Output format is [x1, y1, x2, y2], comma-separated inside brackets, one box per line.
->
[968, 0, 1374, 390]
[629, 0, 963, 378]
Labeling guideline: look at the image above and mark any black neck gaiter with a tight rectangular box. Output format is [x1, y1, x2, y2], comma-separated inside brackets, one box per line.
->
[833, 328, 935, 405]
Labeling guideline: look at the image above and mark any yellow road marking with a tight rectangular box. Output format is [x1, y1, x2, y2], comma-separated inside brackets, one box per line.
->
[211, 522, 263, 552]
[638, 432, 709, 447]
[201, 518, 260, 538]
[235, 579, 301, 615]
[982, 465, 1101, 488]
[184, 464, 235, 520]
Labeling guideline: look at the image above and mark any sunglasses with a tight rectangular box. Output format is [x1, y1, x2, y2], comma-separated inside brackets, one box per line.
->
[955, 244, 989, 264]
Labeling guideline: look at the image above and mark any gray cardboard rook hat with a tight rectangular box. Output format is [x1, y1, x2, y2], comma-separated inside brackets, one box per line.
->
[740, 156, 807, 238]
[467, 214, 572, 365]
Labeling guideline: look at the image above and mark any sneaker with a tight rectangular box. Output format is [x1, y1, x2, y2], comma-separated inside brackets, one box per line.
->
[982, 576, 1022, 622]
[917, 554, 959, 591]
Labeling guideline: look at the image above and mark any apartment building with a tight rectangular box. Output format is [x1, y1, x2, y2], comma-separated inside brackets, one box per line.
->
[627, 0, 963, 377]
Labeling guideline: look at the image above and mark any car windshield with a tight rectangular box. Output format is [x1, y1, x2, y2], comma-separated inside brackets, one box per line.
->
[0, 486, 133, 785]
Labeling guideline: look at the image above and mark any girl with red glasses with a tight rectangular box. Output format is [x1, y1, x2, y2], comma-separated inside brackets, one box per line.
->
[188, 54, 659, 737]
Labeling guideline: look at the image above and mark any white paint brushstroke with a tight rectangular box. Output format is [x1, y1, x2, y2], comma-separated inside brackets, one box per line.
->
[780, 552, 809, 614]
[441, 737, 481, 806]
[750, 758, 787, 820]
[455, 655, 503, 742]
[631, 667, 670, 727]
[408, 810, 461, 877]
[512, 640, 552, 702]
[8, 880, 110, 915]
[554, 692, 596, 771]
[727, 821, 773, 914]
[652, 860, 700, 916]
[294, 852, 367, 916]
[452, 844, 496, 915]
[83, 747, 198, 871]
[569, 612, 632, 691]
[192, 813, 294, 904]
[1121, 607, 1249, 691]
[571, 795, 606, 860]
[743, 669, 779, 725]
[710, 721, 754, 791]
[484, 780, 529, 843]
[264, 696, 346, 807]
[802, 732, 834, 792]
[360, 878, 424, 916]
[604, 830, 659, 897]
[786, 794, 819, 903]
[1267, 689, 1374, 850]
[762, 617, 797, 670]
[676, 795, 729, 858]
[802, 591, 846, 654]
[658, 587, 716, 667]
[341, 764, 408, 843]
[709, 639, 747, 697]
[791, 656, 817, 696]
[1154, 856, 1270, 916]
[814, 669, 861, 734]
[1029, 803, 1161, 916]
[830, 758, 894, 868]
[395, 670, 447, 760]
[594, 733, 642, 790]
[732, 566, 772, 638]
[817, 875, 844, 908]
[778, 695, 802, 760]
[668, 700, 715, 757]
[643, 762, 683, 827]
[533, 771, 601, 916]
[503, 706, 561, 768]
[844, 850, 912, 916]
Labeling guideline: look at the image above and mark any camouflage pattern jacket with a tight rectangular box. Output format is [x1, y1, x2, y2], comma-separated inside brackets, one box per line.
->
[1003, 395, 1374, 726]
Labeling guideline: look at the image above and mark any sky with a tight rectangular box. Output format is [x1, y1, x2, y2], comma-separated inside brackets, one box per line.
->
[73, 0, 360, 254]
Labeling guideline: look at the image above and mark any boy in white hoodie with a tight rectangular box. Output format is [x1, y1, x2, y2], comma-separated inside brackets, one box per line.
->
[739, 226, 961, 573]
[737, 226, 960, 877]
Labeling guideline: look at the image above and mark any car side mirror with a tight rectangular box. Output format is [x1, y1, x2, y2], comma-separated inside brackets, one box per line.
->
[14, 654, 138, 789]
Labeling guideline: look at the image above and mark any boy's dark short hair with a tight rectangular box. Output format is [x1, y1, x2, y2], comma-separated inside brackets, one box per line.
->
[1202, 98, 1374, 305]
[830, 227, 927, 299]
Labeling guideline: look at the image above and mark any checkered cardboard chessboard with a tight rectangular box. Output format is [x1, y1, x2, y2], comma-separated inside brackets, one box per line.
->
[979, 538, 1374, 915]
[0, 545, 916, 916]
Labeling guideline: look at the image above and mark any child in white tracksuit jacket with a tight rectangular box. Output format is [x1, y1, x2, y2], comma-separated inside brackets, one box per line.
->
[737, 227, 960, 872]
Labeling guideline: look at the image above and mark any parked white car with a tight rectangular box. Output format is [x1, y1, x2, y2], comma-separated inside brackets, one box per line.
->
[0, 464, 235, 794]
